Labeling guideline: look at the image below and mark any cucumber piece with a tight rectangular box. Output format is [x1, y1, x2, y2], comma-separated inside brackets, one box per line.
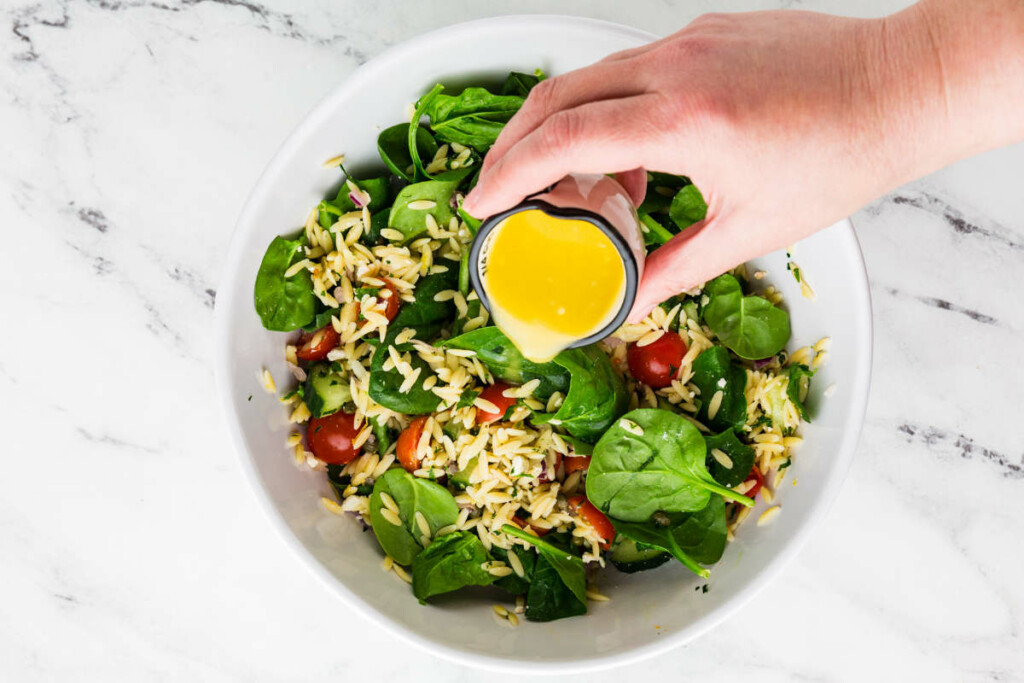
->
[304, 362, 352, 418]
[609, 538, 671, 574]
[450, 456, 478, 489]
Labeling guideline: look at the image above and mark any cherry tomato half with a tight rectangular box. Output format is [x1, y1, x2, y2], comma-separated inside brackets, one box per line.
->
[296, 324, 340, 362]
[626, 330, 687, 388]
[743, 466, 764, 500]
[396, 415, 428, 473]
[564, 455, 591, 474]
[382, 279, 402, 322]
[476, 381, 516, 424]
[568, 495, 615, 550]
[307, 411, 361, 465]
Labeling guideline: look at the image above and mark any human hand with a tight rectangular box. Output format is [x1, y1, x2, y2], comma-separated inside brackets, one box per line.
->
[463, 3, 1024, 321]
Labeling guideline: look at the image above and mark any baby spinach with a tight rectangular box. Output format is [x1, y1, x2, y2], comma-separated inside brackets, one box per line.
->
[318, 176, 391, 228]
[639, 212, 675, 246]
[365, 209, 390, 245]
[536, 345, 629, 443]
[369, 469, 459, 566]
[587, 409, 752, 523]
[410, 531, 497, 601]
[409, 84, 444, 179]
[388, 169, 471, 242]
[702, 274, 791, 360]
[422, 87, 525, 152]
[388, 259, 460, 338]
[378, 123, 438, 182]
[443, 327, 569, 399]
[500, 69, 545, 97]
[639, 172, 691, 215]
[669, 184, 708, 230]
[368, 342, 441, 415]
[370, 416, 394, 455]
[457, 200, 482, 235]
[502, 525, 587, 622]
[704, 428, 756, 488]
[787, 364, 815, 421]
[691, 346, 747, 432]
[301, 307, 339, 333]
[612, 496, 727, 579]
[253, 234, 317, 331]
[490, 545, 536, 596]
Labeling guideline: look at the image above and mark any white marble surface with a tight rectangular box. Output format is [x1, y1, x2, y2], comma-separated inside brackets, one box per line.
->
[2, 0, 1022, 680]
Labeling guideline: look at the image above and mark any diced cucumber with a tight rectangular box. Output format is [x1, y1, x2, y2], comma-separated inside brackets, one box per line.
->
[609, 538, 670, 574]
[450, 455, 478, 489]
[304, 362, 352, 418]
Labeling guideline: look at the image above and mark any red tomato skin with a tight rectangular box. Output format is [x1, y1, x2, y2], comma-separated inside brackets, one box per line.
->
[296, 325, 340, 362]
[396, 416, 428, 473]
[626, 331, 687, 388]
[743, 466, 764, 500]
[476, 382, 516, 423]
[382, 279, 402, 321]
[307, 412, 361, 465]
[564, 455, 591, 474]
[568, 495, 615, 550]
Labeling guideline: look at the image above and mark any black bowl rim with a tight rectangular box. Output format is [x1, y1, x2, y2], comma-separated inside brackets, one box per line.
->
[467, 198, 639, 350]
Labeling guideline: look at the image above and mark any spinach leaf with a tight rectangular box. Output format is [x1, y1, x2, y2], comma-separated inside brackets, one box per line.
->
[702, 274, 791, 360]
[378, 123, 438, 182]
[457, 200, 482, 235]
[490, 545, 536, 596]
[368, 342, 441, 414]
[639, 172, 690, 215]
[388, 258, 460, 337]
[786, 364, 815, 421]
[423, 87, 525, 152]
[318, 176, 390, 227]
[562, 434, 594, 456]
[409, 83, 444, 179]
[691, 346, 747, 432]
[451, 298, 480, 337]
[370, 416, 394, 455]
[537, 345, 629, 443]
[500, 69, 545, 97]
[369, 469, 459, 565]
[301, 307, 339, 333]
[387, 169, 471, 242]
[253, 234, 317, 331]
[669, 184, 708, 230]
[612, 496, 727, 579]
[639, 212, 675, 246]
[443, 327, 569, 399]
[410, 531, 497, 601]
[587, 408, 752, 522]
[502, 525, 587, 621]
[704, 429, 756, 488]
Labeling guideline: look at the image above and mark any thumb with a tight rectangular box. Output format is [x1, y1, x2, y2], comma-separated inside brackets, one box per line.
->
[627, 217, 748, 323]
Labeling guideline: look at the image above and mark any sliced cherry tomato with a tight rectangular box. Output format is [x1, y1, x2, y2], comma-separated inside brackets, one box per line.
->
[564, 455, 591, 474]
[568, 495, 615, 550]
[296, 324, 340, 362]
[626, 330, 687, 388]
[476, 381, 516, 424]
[307, 411, 361, 465]
[743, 466, 764, 500]
[381, 279, 402, 321]
[396, 416, 428, 473]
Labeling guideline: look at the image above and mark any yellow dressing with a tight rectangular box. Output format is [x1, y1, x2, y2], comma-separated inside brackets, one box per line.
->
[481, 209, 626, 362]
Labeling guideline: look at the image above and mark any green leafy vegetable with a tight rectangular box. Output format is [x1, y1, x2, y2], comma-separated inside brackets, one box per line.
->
[500, 69, 545, 97]
[444, 327, 569, 399]
[318, 176, 390, 227]
[409, 84, 444, 179]
[502, 525, 587, 622]
[691, 346, 747, 432]
[422, 87, 525, 152]
[368, 342, 442, 414]
[369, 469, 459, 565]
[702, 274, 791, 360]
[535, 345, 629, 443]
[490, 544, 536, 596]
[388, 258, 460, 338]
[611, 496, 727, 579]
[253, 234, 316, 331]
[587, 408, 752, 523]
[301, 307, 339, 333]
[387, 169, 471, 242]
[410, 531, 497, 601]
[704, 429, 756, 488]
[371, 416, 394, 455]
[786, 364, 815, 421]
[668, 184, 708, 230]
[378, 123, 438, 182]
[639, 172, 690, 215]
[639, 212, 675, 246]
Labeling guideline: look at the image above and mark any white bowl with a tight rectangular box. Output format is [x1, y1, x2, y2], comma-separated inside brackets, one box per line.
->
[214, 15, 872, 673]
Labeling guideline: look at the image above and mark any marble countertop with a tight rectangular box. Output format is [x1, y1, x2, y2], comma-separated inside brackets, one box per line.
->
[3, 0, 1022, 680]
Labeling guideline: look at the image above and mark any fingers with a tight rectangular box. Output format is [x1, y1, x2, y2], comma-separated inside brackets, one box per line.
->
[480, 59, 648, 177]
[614, 168, 648, 206]
[464, 94, 661, 217]
[627, 217, 753, 323]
